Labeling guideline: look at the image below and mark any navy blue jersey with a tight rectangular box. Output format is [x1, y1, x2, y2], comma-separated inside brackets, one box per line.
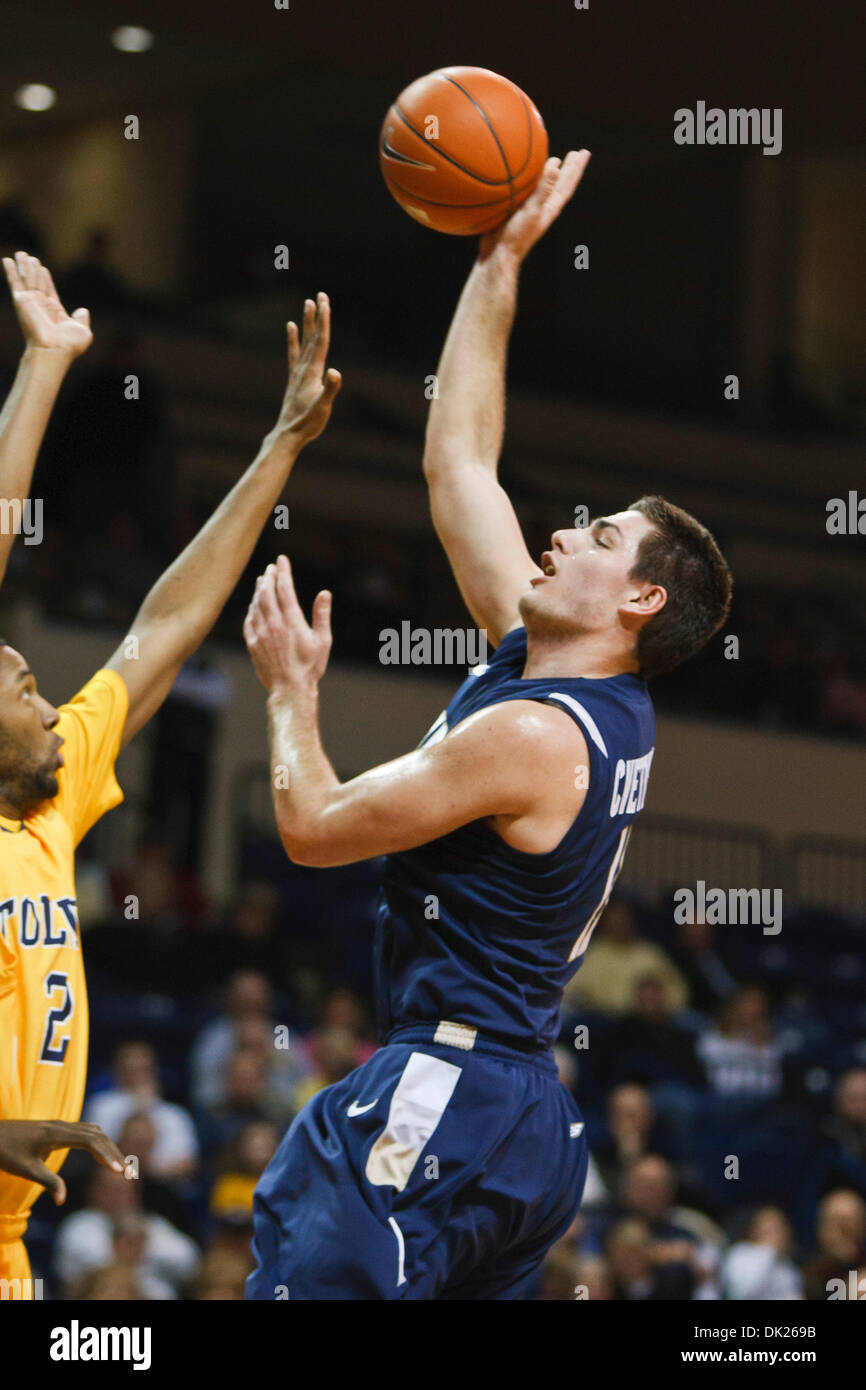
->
[373, 626, 656, 1052]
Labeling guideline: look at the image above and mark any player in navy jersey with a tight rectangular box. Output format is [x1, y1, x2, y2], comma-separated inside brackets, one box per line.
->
[244, 151, 733, 1300]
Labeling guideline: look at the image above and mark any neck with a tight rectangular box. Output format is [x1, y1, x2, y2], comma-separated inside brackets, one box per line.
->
[522, 629, 641, 680]
[0, 791, 24, 822]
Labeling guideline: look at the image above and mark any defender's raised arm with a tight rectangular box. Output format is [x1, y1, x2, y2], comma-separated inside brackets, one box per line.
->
[0, 254, 92, 585]
[422, 151, 591, 647]
[106, 293, 341, 746]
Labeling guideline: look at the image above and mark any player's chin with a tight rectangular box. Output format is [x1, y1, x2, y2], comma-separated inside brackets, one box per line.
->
[32, 768, 60, 806]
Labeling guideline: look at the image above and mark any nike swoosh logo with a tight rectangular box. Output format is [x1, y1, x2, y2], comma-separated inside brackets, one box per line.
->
[347, 1097, 379, 1117]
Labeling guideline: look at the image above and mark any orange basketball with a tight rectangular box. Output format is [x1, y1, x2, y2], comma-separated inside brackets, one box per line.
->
[379, 66, 548, 236]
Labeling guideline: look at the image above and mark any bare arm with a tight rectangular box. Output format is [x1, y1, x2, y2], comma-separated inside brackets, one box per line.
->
[422, 151, 591, 645]
[106, 294, 341, 746]
[243, 556, 588, 867]
[0, 254, 92, 584]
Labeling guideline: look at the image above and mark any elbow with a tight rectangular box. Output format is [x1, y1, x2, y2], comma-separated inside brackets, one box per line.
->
[277, 821, 333, 868]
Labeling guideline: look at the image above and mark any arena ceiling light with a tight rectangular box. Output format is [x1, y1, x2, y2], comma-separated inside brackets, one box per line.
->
[111, 26, 155, 53]
[14, 84, 56, 112]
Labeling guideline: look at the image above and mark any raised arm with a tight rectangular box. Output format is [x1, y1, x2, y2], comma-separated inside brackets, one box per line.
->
[422, 151, 591, 646]
[0, 254, 92, 585]
[106, 294, 341, 746]
[243, 555, 589, 867]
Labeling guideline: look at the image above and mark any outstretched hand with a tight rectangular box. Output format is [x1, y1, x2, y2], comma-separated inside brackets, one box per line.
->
[2, 252, 93, 358]
[480, 150, 591, 265]
[272, 292, 342, 447]
[244, 554, 333, 693]
[0, 1119, 125, 1206]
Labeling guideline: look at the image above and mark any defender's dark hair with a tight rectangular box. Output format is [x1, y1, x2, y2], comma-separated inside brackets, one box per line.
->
[626, 496, 733, 680]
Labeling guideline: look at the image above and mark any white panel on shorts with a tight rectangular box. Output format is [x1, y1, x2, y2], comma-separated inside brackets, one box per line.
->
[365, 1051, 462, 1193]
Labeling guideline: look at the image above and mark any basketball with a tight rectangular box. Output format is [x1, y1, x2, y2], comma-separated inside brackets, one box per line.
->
[379, 66, 549, 235]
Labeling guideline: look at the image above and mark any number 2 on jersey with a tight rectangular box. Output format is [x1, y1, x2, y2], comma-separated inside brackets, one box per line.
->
[40, 971, 74, 1064]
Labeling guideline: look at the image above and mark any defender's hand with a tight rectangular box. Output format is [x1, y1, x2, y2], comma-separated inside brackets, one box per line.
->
[2, 252, 93, 358]
[0, 1119, 125, 1206]
[272, 292, 342, 447]
[480, 150, 591, 265]
[244, 554, 332, 693]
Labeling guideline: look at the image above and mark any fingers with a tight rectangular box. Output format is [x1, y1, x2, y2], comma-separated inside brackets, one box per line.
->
[1, 256, 21, 295]
[287, 320, 300, 372]
[274, 553, 304, 619]
[297, 291, 332, 367]
[27, 1161, 67, 1205]
[15, 251, 41, 292]
[311, 292, 330, 372]
[321, 367, 342, 404]
[72, 307, 91, 327]
[49, 1120, 125, 1173]
[311, 589, 333, 642]
[544, 150, 591, 216]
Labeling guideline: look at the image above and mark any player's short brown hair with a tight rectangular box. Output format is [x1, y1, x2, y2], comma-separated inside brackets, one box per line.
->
[626, 496, 733, 679]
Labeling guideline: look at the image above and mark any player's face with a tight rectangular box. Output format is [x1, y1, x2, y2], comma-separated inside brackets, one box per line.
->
[519, 510, 662, 639]
[0, 645, 63, 816]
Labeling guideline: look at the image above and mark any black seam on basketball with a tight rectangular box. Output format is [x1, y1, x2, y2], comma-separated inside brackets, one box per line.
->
[382, 172, 514, 210]
[392, 102, 513, 186]
[443, 75, 514, 206]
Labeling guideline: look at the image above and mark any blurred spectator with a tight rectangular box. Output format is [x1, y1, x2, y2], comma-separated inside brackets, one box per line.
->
[720, 1207, 804, 1299]
[669, 917, 738, 1017]
[293, 1026, 363, 1110]
[817, 1068, 866, 1200]
[197, 1049, 284, 1157]
[54, 1163, 199, 1298]
[209, 1121, 280, 1226]
[77, 1264, 145, 1300]
[573, 1253, 614, 1301]
[696, 987, 786, 1101]
[193, 1250, 253, 1300]
[802, 1189, 866, 1300]
[190, 970, 308, 1111]
[85, 1041, 199, 1180]
[116, 1112, 196, 1236]
[599, 974, 706, 1089]
[299, 988, 378, 1070]
[563, 900, 689, 1015]
[536, 1238, 582, 1300]
[605, 1217, 694, 1300]
[593, 1085, 673, 1193]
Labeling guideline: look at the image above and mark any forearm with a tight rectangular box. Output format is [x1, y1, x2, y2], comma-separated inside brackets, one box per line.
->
[423, 246, 520, 477]
[0, 348, 71, 578]
[267, 683, 340, 856]
[132, 427, 301, 650]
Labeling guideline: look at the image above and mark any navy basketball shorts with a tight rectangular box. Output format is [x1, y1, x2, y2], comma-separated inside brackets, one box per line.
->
[246, 1024, 588, 1300]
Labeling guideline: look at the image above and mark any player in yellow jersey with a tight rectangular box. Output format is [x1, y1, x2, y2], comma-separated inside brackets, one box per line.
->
[0, 251, 341, 1296]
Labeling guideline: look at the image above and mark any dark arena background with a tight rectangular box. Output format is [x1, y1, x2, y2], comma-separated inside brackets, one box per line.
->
[0, 0, 864, 1348]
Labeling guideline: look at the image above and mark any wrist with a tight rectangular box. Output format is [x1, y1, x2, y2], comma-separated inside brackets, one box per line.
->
[22, 344, 75, 377]
[267, 677, 319, 708]
[477, 241, 521, 280]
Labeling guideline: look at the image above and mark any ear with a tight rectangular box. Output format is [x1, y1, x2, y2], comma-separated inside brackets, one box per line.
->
[619, 584, 667, 625]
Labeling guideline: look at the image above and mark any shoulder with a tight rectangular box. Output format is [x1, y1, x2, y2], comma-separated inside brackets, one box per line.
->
[442, 697, 589, 770]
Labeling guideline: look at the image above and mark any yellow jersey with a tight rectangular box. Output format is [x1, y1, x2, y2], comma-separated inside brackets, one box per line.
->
[0, 668, 128, 1243]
